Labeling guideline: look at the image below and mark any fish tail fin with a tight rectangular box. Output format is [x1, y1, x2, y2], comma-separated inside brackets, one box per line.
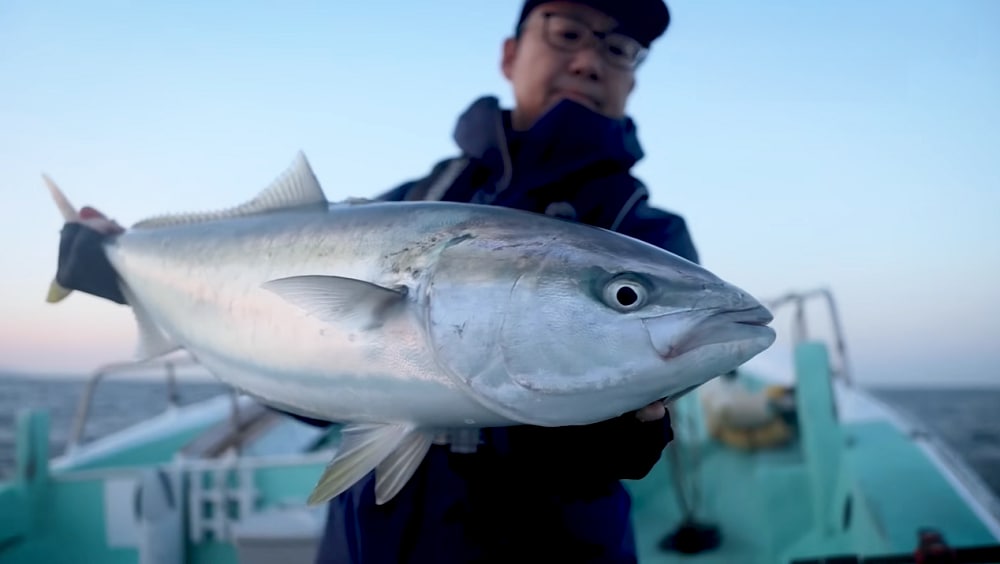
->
[42, 174, 79, 303]
[42, 173, 181, 360]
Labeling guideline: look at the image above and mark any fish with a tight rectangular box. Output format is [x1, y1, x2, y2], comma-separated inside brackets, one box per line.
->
[43, 152, 776, 505]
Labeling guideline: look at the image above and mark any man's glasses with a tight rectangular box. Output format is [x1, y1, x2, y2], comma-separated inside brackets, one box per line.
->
[534, 12, 648, 70]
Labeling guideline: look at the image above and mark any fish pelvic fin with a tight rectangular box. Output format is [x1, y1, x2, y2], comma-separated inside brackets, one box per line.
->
[308, 423, 432, 506]
[374, 432, 434, 504]
[132, 151, 329, 229]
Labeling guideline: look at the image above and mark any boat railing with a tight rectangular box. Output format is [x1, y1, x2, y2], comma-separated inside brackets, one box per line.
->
[65, 352, 232, 455]
[765, 286, 853, 386]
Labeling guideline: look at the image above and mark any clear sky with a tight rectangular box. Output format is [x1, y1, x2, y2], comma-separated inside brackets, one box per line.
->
[1, 1, 998, 386]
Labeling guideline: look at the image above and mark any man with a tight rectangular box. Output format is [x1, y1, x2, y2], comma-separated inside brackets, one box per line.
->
[53, 1, 699, 562]
[311, 2, 698, 562]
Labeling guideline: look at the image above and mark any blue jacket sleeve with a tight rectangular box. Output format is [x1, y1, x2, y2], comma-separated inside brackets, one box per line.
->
[500, 411, 675, 483]
[53, 223, 128, 304]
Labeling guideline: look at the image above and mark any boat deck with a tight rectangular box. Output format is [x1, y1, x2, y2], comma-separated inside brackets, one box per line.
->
[631, 441, 809, 564]
[630, 416, 999, 563]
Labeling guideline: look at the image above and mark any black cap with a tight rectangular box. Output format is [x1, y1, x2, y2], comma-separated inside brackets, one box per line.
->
[515, 0, 671, 48]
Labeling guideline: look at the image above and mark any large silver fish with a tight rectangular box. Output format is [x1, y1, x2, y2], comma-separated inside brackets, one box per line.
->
[44, 153, 775, 505]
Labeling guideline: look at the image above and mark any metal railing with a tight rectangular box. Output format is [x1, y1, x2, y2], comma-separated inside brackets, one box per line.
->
[765, 287, 854, 386]
[65, 352, 212, 455]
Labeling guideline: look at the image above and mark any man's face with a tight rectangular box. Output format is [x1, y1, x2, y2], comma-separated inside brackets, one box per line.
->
[502, 2, 640, 130]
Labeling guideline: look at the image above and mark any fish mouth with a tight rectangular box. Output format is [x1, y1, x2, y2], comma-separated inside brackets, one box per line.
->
[644, 305, 775, 360]
[726, 305, 774, 327]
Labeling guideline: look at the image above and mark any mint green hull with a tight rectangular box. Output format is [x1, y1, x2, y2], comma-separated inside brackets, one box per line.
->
[631, 343, 999, 563]
[2, 341, 998, 563]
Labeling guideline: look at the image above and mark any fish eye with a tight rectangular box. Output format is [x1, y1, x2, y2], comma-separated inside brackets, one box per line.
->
[603, 278, 647, 312]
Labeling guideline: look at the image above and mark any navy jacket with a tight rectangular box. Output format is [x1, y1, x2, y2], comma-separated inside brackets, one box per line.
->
[312, 96, 700, 564]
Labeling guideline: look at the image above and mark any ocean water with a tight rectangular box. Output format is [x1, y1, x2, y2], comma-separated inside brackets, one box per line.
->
[0, 375, 229, 478]
[1, 375, 998, 499]
[869, 387, 1000, 497]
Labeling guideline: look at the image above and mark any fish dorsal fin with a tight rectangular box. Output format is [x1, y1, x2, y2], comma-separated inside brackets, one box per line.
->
[132, 151, 328, 229]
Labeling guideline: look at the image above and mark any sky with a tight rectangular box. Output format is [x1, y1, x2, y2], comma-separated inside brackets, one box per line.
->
[1, 0, 998, 387]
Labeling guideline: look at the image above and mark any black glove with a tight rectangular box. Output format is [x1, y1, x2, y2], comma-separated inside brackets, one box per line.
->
[55, 222, 128, 305]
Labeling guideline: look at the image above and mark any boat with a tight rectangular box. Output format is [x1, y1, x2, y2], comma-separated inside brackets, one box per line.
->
[2, 288, 998, 563]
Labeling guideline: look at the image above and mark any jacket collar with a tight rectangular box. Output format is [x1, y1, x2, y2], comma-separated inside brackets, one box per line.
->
[452, 96, 645, 195]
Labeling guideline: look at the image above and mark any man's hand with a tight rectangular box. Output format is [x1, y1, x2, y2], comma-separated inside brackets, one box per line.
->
[52, 205, 129, 305]
[635, 399, 667, 422]
[78, 206, 124, 235]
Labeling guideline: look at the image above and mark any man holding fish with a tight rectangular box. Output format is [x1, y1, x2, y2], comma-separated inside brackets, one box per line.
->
[48, 1, 775, 562]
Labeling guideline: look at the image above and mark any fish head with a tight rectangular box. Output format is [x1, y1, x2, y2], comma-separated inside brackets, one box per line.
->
[424, 215, 776, 427]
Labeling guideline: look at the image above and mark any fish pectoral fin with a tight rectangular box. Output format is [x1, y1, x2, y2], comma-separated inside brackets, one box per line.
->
[307, 422, 417, 506]
[262, 275, 408, 330]
[374, 431, 433, 505]
[120, 284, 181, 360]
